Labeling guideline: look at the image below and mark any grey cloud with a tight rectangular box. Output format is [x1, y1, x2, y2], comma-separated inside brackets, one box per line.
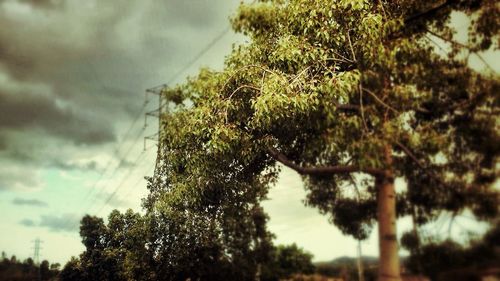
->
[17, 213, 80, 231]
[0, 132, 103, 172]
[0, 0, 243, 191]
[39, 213, 79, 232]
[0, 166, 42, 191]
[17, 0, 64, 9]
[19, 218, 36, 227]
[0, 90, 115, 145]
[0, 134, 6, 150]
[12, 198, 48, 207]
[49, 159, 99, 171]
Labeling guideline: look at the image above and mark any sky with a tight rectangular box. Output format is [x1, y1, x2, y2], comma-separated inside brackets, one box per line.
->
[0, 0, 496, 265]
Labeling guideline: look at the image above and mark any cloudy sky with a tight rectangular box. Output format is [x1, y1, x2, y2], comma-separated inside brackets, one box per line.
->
[0, 0, 494, 265]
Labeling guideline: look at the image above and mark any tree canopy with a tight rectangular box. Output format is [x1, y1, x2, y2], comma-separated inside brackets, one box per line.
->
[60, 1, 499, 280]
[154, 0, 499, 280]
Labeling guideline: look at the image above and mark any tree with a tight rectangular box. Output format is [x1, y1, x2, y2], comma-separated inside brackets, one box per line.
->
[61, 211, 157, 281]
[0, 253, 60, 281]
[60, 257, 84, 281]
[401, 220, 500, 280]
[157, 1, 499, 280]
[40, 260, 49, 280]
[259, 243, 316, 281]
[144, 180, 275, 280]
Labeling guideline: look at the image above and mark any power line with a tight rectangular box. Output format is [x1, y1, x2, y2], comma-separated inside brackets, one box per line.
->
[69, 127, 150, 225]
[149, 25, 231, 89]
[66, 25, 233, 232]
[80, 100, 149, 203]
[65, 149, 151, 231]
[94, 150, 149, 216]
[59, 106, 150, 230]
[118, 161, 157, 204]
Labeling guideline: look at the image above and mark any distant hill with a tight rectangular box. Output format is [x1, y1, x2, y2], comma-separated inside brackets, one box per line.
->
[315, 256, 379, 267]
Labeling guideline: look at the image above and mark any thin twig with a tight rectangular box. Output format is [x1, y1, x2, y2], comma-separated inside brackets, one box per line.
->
[394, 141, 425, 170]
[347, 31, 357, 62]
[221, 64, 288, 94]
[227, 84, 261, 100]
[289, 65, 312, 85]
[362, 88, 399, 114]
[325, 57, 353, 64]
[331, 50, 354, 63]
[358, 82, 369, 133]
[426, 28, 495, 73]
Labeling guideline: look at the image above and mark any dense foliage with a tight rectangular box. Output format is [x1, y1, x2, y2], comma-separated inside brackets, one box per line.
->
[61, 0, 498, 280]
[0, 252, 60, 281]
[60, 211, 154, 281]
[154, 0, 498, 280]
[401, 221, 500, 281]
[261, 243, 315, 280]
[60, 211, 314, 281]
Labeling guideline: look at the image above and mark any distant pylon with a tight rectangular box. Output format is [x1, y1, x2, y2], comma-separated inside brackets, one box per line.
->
[32, 238, 42, 265]
[32, 238, 43, 281]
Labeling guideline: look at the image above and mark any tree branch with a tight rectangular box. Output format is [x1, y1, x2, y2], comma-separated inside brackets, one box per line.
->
[394, 140, 426, 170]
[227, 84, 261, 100]
[426, 28, 495, 72]
[362, 88, 399, 114]
[336, 103, 362, 112]
[404, 0, 454, 25]
[267, 147, 385, 177]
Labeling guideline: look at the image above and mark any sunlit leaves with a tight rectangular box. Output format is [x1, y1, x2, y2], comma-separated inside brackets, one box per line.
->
[155, 0, 499, 253]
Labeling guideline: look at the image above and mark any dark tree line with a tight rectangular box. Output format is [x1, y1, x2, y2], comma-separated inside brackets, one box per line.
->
[60, 210, 315, 281]
[0, 252, 60, 281]
[402, 221, 500, 281]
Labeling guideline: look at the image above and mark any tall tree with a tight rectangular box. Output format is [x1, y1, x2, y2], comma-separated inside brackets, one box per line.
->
[156, 0, 499, 280]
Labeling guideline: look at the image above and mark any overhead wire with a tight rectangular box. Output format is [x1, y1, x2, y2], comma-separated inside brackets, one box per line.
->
[75, 125, 149, 215]
[94, 150, 150, 216]
[149, 25, 231, 89]
[114, 160, 157, 209]
[80, 100, 149, 203]
[58, 67, 151, 231]
[94, 25, 232, 212]
[65, 24, 234, 232]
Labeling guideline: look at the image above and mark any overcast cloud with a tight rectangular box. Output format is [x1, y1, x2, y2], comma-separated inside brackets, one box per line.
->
[0, 0, 241, 191]
[0, 0, 491, 265]
[0, 0, 254, 263]
[12, 198, 48, 207]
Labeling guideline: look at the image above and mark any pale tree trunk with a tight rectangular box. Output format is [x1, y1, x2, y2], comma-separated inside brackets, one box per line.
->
[357, 240, 365, 281]
[254, 263, 261, 281]
[377, 145, 401, 281]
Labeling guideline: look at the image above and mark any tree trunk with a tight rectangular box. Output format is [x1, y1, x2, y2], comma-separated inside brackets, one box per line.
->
[254, 263, 261, 281]
[377, 146, 401, 281]
[357, 240, 365, 281]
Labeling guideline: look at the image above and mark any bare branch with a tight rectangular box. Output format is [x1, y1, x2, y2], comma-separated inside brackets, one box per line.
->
[426, 28, 495, 73]
[404, 0, 452, 25]
[363, 88, 399, 114]
[221, 64, 288, 94]
[394, 141, 426, 170]
[347, 31, 357, 62]
[267, 147, 385, 177]
[227, 84, 261, 100]
[358, 82, 369, 133]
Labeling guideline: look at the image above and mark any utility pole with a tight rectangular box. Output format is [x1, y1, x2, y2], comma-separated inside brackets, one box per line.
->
[357, 240, 365, 281]
[32, 238, 43, 281]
